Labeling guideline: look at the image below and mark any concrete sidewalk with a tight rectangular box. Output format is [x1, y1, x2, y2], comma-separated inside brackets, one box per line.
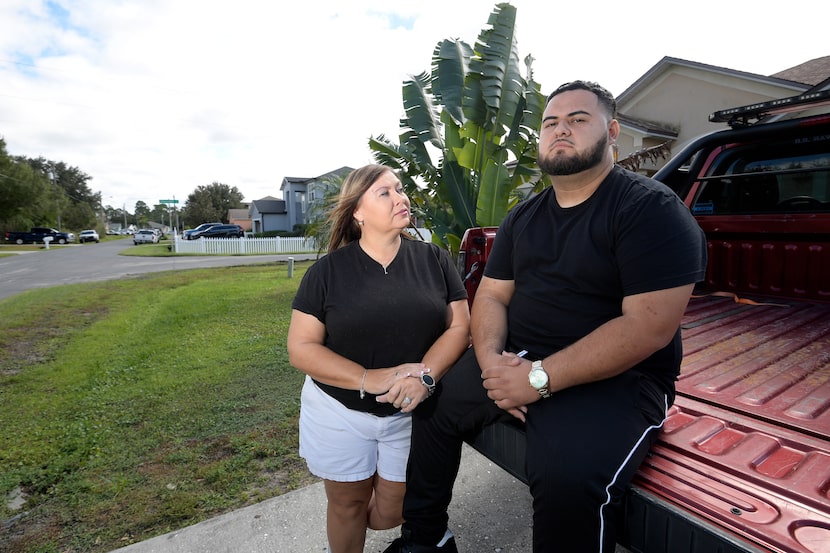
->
[111, 445, 534, 553]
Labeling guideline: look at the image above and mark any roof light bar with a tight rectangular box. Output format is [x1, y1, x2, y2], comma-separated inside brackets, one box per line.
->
[709, 89, 830, 127]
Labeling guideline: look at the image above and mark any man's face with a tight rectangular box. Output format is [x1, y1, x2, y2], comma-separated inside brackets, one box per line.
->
[537, 89, 613, 176]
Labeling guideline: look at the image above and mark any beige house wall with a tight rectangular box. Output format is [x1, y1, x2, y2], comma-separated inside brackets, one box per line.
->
[616, 61, 809, 174]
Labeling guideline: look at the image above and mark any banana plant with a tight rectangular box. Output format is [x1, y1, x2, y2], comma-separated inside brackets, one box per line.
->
[369, 3, 548, 256]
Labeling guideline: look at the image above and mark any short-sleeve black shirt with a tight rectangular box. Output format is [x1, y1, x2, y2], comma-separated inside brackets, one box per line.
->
[484, 166, 707, 391]
[292, 238, 467, 416]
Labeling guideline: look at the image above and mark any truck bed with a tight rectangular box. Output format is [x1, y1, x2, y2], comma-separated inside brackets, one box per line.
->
[469, 294, 830, 552]
[629, 294, 830, 553]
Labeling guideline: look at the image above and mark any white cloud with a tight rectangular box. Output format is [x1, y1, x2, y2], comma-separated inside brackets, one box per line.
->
[0, 0, 826, 213]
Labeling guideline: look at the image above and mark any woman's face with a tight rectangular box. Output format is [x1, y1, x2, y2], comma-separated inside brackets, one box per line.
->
[353, 171, 411, 234]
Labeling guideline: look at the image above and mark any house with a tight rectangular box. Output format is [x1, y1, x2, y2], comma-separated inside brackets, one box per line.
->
[227, 207, 252, 231]
[615, 55, 830, 175]
[278, 166, 354, 231]
[249, 196, 288, 234]
[248, 166, 355, 234]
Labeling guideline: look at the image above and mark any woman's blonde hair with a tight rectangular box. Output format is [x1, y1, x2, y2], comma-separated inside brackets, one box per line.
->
[327, 164, 405, 253]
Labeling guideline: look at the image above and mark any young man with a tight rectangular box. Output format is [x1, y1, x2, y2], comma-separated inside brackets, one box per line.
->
[384, 81, 707, 553]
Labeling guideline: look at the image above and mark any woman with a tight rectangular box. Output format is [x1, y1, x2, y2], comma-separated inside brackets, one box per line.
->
[287, 164, 470, 553]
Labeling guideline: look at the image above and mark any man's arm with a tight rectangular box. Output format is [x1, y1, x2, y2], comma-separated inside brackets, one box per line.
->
[480, 283, 695, 414]
[470, 275, 514, 364]
[471, 276, 533, 420]
[543, 283, 694, 392]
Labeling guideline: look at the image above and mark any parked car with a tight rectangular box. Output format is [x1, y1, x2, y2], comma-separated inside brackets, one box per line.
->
[78, 229, 100, 243]
[4, 227, 75, 244]
[133, 229, 160, 245]
[190, 224, 244, 239]
[183, 222, 222, 240]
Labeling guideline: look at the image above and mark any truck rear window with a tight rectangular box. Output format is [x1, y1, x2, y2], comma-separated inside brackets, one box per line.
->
[692, 139, 830, 215]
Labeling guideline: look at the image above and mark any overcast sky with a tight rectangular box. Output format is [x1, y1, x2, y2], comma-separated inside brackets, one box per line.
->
[1, 0, 827, 214]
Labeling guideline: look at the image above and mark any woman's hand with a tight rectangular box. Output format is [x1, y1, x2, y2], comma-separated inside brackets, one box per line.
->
[374, 365, 431, 412]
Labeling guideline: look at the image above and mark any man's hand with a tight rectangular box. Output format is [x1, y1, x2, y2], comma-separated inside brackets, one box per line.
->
[480, 351, 537, 422]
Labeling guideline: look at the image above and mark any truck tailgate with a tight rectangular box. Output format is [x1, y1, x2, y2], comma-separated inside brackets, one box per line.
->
[631, 295, 830, 552]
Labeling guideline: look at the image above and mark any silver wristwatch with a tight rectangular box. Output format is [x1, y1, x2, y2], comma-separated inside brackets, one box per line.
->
[528, 360, 551, 399]
[420, 373, 436, 397]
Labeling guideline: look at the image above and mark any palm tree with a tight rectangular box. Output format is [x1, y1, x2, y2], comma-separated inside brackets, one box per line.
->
[369, 3, 548, 256]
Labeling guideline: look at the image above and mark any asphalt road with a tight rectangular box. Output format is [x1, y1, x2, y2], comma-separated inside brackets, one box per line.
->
[0, 238, 317, 301]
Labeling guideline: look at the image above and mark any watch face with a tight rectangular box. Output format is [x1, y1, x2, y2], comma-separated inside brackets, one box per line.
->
[422, 374, 435, 386]
[529, 369, 548, 389]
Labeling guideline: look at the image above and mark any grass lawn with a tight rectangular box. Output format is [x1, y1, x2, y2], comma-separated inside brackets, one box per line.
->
[0, 262, 318, 552]
[118, 240, 177, 257]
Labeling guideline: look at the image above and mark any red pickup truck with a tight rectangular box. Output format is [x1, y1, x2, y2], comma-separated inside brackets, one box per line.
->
[459, 89, 830, 553]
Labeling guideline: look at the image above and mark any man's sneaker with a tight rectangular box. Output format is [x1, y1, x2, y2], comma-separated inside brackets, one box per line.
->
[382, 528, 458, 553]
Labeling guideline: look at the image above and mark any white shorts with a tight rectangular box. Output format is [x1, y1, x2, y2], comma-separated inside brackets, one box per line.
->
[299, 376, 412, 482]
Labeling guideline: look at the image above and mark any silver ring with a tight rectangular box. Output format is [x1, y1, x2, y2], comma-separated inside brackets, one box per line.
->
[402, 397, 412, 405]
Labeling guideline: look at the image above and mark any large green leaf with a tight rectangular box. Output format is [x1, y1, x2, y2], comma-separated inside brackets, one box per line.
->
[369, 134, 438, 200]
[438, 112, 477, 231]
[476, 159, 511, 226]
[432, 39, 472, 125]
[402, 72, 443, 150]
[488, 7, 523, 137]
[467, 4, 523, 137]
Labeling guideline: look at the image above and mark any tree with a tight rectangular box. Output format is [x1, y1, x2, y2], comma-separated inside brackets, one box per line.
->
[369, 3, 547, 255]
[1, 155, 100, 230]
[148, 203, 179, 228]
[0, 140, 50, 231]
[134, 201, 151, 226]
[62, 201, 97, 231]
[180, 182, 245, 228]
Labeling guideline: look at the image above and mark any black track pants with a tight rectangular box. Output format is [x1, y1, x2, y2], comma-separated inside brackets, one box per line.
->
[401, 347, 670, 553]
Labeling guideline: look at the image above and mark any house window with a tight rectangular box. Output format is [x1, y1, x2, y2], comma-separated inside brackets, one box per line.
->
[295, 191, 306, 216]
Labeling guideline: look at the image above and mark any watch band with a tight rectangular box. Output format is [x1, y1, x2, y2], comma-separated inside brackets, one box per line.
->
[530, 360, 551, 399]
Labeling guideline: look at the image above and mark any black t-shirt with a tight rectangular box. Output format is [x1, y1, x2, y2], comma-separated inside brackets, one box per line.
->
[292, 238, 467, 416]
[485, 166, 707, 391]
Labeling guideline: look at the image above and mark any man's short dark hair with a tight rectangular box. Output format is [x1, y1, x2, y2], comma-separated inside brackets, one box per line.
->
[546, 81, 617, 119]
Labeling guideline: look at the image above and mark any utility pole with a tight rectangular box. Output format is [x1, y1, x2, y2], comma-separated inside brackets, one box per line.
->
[48, 168, 61, 230]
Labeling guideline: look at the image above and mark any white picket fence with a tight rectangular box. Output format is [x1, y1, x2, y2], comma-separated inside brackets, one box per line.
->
[173, 234, 317, 255]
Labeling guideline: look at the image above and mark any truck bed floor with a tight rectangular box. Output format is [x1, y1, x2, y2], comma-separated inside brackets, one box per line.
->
[631, 294, 830, 552]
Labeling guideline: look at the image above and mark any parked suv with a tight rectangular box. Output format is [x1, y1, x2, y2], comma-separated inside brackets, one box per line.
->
[191, 224, 244, 239]
[183, 222, 222, 240]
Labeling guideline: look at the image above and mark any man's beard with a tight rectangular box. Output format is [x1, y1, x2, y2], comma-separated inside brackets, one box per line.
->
[538, 134, 608, 176]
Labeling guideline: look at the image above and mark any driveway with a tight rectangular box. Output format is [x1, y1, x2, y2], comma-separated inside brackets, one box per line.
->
[0, 238, 317, 301]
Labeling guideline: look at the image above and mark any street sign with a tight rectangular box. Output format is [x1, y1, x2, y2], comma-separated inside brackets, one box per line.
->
[159, 199, 179, 204]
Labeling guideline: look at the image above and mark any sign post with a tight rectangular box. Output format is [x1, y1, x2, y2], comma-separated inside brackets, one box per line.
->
[159, 199, 180, 234]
